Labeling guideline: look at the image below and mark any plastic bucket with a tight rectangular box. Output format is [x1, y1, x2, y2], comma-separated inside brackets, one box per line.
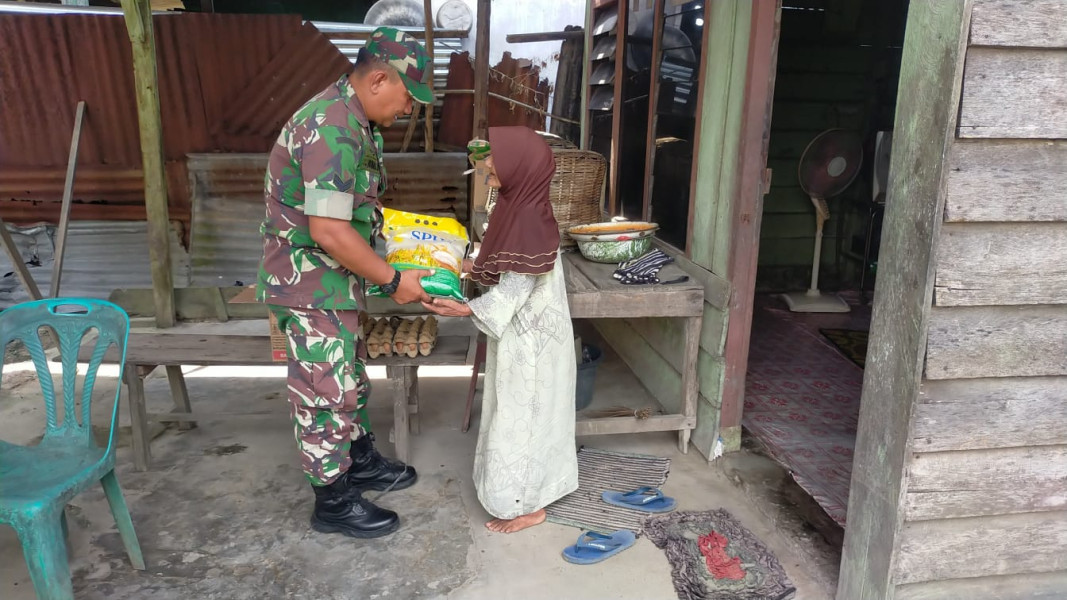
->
[575, 344, 603, 411]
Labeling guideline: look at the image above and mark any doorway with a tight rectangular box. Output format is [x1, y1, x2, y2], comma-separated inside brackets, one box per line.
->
[741, 0, 908, 530]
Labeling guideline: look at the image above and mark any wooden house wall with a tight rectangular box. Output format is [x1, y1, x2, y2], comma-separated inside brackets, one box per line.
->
[757, 0, 906, 292]
[892, 1, 1067, 597]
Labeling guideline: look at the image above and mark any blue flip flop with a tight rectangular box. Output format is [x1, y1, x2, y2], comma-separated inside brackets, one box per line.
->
[601, 486, 677, 513]
[561, 530, 637, 564]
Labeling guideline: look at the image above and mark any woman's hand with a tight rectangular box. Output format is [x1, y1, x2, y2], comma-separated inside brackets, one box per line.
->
[422, 298, 473, 317]
[461, 258, 474, 278]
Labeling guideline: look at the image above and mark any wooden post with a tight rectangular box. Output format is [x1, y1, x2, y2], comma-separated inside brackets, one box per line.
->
[422, 0, 435, 152]
[401, 102, 422, 152]
[51, 100, 86, 298]
[607, 0, 628, 216]
[121, 0, 175, 328]
[718, 0, 777, 450]
[472, 0, 491, 140]
[580, 0, 593, 150]
[837, 2, 973, 599]
[640, 0, 666, 222]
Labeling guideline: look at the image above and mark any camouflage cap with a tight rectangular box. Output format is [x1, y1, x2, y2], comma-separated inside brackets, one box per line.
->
[364, 26, 433, 105]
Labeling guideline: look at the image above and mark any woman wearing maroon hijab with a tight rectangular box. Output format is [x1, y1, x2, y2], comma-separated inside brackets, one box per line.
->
[424, 127, 579, 533]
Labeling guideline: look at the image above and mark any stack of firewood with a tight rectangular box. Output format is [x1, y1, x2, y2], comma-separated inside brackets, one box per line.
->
[363, 315, 438, 358]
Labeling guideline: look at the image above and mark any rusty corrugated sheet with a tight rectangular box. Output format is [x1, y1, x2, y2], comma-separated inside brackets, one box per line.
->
[0, 12, 312, 167]
[438, 51, 549, 147]
[0, 9, 475, 235]
[185, 152, 468, 286]
[221, 21, 352, 139]
[0, 162, 191, 227]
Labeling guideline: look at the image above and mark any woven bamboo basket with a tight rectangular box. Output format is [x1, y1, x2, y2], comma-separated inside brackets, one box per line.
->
[479, 149, 606, 246]
[549, 149, 606, 246]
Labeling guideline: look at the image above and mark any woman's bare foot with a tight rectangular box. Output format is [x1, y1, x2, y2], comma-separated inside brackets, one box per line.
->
[485, 509, 546, 533]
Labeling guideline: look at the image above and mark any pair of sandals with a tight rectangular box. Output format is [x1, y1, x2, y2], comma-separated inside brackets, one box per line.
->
[562, 487, 675, 565]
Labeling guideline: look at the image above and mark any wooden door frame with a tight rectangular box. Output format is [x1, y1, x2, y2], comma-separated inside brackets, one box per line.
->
[837, 2, 973, 598]
[716, 0, 781, 451]
[718, 1, 974, 598]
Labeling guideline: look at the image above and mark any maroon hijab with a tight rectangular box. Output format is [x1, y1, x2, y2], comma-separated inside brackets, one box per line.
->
[470, 126, 560, 286]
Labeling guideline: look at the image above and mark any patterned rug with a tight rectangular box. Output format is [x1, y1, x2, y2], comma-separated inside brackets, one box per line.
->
[544, 446, 670, 534]
[643, 510, 796, 600]
[819, 328, 869, 368]
[745, 308, 863, 526]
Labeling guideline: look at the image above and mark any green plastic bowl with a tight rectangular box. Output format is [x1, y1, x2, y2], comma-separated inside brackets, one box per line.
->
[569, 222, 658, 263]
[574, 236, 653, 263]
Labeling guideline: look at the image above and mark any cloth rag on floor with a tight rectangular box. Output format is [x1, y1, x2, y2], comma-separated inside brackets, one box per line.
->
[612, 249, 682, 285]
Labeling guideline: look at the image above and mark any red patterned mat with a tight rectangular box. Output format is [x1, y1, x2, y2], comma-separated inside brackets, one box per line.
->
[644, 509, 795, 600]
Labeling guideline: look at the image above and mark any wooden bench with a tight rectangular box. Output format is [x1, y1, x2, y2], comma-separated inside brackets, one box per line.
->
[84, 331, 472, 471]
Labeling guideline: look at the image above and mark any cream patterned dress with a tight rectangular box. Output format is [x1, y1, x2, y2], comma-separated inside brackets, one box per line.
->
[467, 252, 580, 519]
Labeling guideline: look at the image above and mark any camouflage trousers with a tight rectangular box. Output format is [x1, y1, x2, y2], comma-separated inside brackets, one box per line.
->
[269, 305, 371, 486]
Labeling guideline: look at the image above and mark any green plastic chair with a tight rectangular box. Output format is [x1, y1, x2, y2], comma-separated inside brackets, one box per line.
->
[0, 298, 145, 600]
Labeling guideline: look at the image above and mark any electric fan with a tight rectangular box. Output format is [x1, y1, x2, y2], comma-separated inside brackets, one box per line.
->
[781, 129, 863, 313]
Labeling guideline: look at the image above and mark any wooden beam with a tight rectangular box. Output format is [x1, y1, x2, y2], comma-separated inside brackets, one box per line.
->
[51, 100, 86, 298]
[683, 0, 718, 256]
[639, 0, 666, 222]
[607, 0, 628, 216]
[836, 2, 973, 599]
[121, 0, 175, 328]
[422, 0, 435, 152]
[506, 30, 585, 43]
[401, 102, 421, 152]
[327, 29, 469, 41]
[580, 0, 593, 150]
[472, 0, 491, 139]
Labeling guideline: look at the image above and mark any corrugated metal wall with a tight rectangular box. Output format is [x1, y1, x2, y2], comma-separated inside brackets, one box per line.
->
[0, 11, 348, 230]
[186, 152, 469, 287]
[0, 221, 190, 308]
[0, 12, 311, 168]
[0, 11, 471, 231]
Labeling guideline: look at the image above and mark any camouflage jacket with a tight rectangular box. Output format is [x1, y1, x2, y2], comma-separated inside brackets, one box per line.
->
[256, 74, 386, 310]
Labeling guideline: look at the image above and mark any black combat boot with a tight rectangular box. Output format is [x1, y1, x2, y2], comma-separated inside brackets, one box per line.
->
[345, 432, 418, 492]
[310, 476, 399, 538]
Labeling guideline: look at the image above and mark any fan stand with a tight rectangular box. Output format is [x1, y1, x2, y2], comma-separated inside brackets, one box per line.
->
[781, 195, 851, 313]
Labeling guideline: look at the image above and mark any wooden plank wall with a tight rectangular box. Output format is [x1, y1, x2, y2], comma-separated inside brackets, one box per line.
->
[893, 1, 1067, 597]
[756, 0, 906, 291]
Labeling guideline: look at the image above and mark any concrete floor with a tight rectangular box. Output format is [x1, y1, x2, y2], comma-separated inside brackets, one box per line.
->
[1, 326, 839, 600]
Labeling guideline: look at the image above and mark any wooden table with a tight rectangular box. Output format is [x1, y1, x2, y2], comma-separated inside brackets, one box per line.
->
[91, 251, 704, 469]
[82, 330, 472, 471]
[561, 252, 704, 452]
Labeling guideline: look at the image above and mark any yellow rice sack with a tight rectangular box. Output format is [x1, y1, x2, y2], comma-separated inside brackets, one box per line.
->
[368, 208, 469, 301]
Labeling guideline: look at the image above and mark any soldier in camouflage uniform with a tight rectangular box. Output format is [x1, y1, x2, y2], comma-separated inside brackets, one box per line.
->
[257, 27, 435, 539]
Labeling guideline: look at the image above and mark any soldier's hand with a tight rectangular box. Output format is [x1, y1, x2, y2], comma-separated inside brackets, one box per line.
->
[390, 269, 433, 304]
